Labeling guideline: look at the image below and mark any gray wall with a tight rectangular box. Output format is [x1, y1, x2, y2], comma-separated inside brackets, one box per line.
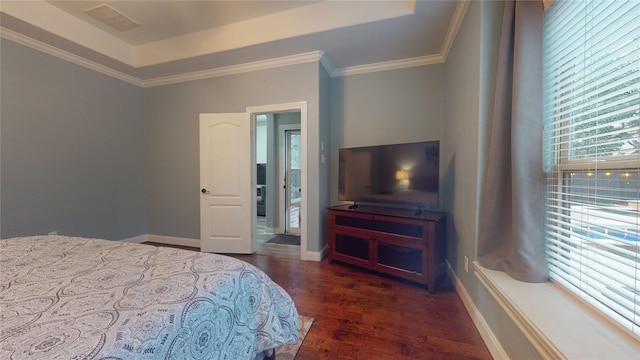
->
[329, 65, 446, 205]
[144, 62, 328, 252]
[443, 1, 541, 358]
[0, 39, 147, 240]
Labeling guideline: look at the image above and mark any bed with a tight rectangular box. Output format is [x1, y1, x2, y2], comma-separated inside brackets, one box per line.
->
[0, 235, 299, 360]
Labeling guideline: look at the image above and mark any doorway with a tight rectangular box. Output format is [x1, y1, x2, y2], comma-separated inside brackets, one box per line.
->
[248, 102, 307, 260]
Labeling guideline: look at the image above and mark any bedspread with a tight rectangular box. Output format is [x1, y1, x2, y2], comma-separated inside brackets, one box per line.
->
[0, 235, 299, 360]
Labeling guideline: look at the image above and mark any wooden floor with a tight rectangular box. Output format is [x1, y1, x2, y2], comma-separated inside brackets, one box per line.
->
[255, 216, 300, 259]
[144, 243, 492, 360]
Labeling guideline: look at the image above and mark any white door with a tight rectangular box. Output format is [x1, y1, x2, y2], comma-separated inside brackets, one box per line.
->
[200, 113, 253, 253]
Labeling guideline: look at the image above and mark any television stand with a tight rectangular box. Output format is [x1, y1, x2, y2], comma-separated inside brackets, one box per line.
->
[327, 205, 447, 292]
[348, 201, 359, 210]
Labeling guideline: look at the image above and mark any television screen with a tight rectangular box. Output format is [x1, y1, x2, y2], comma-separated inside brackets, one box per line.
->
[338, 141, 439, 208]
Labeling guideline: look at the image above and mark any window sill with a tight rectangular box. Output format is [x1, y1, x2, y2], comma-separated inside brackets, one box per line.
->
[473, 261, 640, 359]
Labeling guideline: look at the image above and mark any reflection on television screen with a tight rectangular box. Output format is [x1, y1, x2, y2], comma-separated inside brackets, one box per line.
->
[338, 141, 439, 209]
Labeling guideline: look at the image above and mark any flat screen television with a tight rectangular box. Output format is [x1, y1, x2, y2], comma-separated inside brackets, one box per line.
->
[338, 141, 440, 209]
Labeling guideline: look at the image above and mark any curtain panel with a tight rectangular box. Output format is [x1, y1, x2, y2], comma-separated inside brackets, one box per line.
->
[477, 0, 549, 283]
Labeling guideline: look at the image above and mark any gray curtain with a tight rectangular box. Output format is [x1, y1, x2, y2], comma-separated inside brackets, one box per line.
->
[477, 0, 548, 283]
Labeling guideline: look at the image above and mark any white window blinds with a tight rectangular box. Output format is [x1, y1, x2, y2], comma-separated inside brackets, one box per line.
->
[543, 0, 639, 337]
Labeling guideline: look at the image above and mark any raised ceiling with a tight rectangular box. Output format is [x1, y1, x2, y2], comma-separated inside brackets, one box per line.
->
[0, 0, 467, 86]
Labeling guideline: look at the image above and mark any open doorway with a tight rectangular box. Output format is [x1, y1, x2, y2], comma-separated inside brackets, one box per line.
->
[253, 110, 302, 259]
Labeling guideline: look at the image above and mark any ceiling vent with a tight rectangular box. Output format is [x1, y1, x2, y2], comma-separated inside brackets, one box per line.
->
[83, 4, 140, 31]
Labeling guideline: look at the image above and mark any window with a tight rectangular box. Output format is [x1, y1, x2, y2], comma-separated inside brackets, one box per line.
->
[543, 1, 639, 337]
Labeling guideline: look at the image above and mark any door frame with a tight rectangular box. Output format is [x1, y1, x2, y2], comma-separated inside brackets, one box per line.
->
[247, 102, 308, 260]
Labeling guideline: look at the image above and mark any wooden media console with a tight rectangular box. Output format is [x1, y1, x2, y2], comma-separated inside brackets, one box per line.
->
[328, 205, 447, 292]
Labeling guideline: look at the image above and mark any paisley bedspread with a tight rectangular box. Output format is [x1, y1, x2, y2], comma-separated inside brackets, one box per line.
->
[0, 235, 299, 360]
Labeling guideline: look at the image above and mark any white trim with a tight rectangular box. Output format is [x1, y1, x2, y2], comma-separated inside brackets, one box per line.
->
[1, 28, 144, 87]
[319, 52, 335, 77]
[0, 0, 134, 64]
[1, 1, 470, 83]
[121, 234, 148, 244]
[333, 54, 444, 77]
[133, 1, 414, 68]
[474, 261, 640, 359]
[144, 234, 202, 249]
[446, 261, 508, 360]
[4, 25, 455, 85]
[1, 29, 325, 86]
[143, 51, 325, 87]
[247, 102, 308, 261]
[474, 263, 561, 359]
[327, 0, 468, 77]
[305, 243, 328, 262]
[440, 0, 470, 61]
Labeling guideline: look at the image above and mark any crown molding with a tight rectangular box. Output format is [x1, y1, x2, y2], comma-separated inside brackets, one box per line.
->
[1, 0, 134, 65]
[3, 9, 468, 86]
[440, 0, 470, 61]
[319, 53, 335, 78]
[1, 1, 466, 84]
[1, 27, 326, 87]
[329, 0, 469, 77]
[142, 51, 325, 87]
[135, 1, 415, 68]
[1, 27, 144, 87]
[333, 54, 445, 77]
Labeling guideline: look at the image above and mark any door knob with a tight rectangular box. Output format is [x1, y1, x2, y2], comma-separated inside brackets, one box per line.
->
[201, 188, 207, 194]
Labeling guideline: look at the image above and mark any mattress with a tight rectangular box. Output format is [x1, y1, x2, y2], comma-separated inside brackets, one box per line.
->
[0, 235, 299, 360]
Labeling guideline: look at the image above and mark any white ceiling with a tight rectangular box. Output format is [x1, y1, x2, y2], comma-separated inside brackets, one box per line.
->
[0, 0, 467, 86]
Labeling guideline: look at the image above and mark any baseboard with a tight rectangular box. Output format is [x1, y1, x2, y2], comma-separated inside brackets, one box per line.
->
[305, 243, 328, 262]
[446, 261, 508, 360]
[145, 234, 202, 248]
[120, 234, 201, 248]
[121, 234, 148, 243]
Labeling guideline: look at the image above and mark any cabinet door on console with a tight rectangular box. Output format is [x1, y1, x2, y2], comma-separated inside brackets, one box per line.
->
[376, 242, 424, 275]
[333, 232, 372, 266]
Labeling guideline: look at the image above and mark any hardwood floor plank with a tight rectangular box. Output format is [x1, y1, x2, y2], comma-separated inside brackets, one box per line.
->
[143, 242, 492, 359]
